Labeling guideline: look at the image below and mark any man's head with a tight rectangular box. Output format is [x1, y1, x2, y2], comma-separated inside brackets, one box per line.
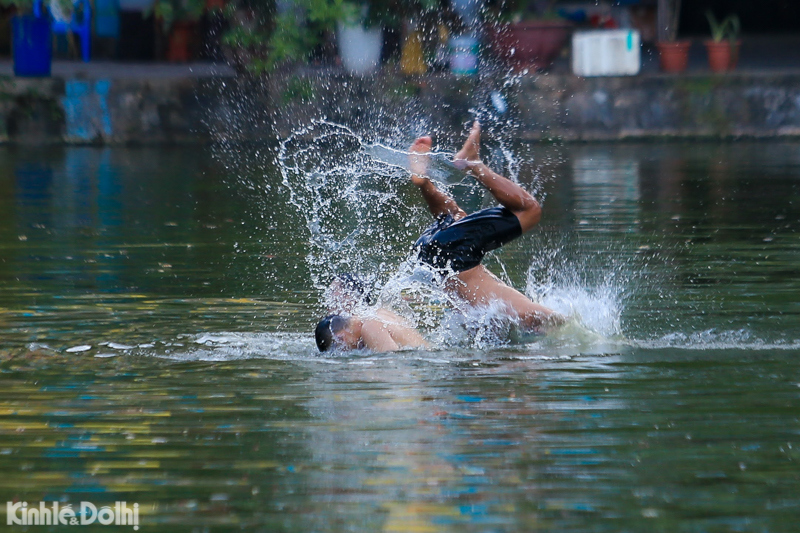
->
[326, 274, 374, 314]
[314, 314, 362, 352]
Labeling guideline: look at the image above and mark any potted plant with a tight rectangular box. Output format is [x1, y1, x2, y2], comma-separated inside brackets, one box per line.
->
[2, 0, 52, 76]
[336, 1, 383, 74]
[220, 0, 418, 74]
[655, 0, 689, 73]
[485, 0, 573, 72]
[220, 0, 345, 73]
[220, 5, 306, 73]
[704, 10, 740, 73]
[152, 0, 206, 62]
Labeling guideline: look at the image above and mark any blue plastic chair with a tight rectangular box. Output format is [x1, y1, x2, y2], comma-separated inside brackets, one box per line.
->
[50, 0, 92, 62]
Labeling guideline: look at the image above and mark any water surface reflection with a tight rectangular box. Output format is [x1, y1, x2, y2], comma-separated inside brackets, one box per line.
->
[1, 142, 799, 531]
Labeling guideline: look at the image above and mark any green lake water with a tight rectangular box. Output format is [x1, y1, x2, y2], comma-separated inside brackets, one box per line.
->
[0, 141, 799, 532]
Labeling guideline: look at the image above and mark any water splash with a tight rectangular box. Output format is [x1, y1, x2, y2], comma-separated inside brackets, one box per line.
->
[633, 329, 800, 351]
[202, 68, 672, 354]
[34, 324, 796, 364]
[277, 120, 495, 294]
[280, 121, 408, 292]
[523, 234, 633, 339]
[532, 269, 624, 339]
[274, 118, 632, 351]
[363, 143, 465, 183]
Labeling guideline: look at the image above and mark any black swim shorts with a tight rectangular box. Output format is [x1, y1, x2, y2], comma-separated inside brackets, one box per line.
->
[413, 206, 522, 273]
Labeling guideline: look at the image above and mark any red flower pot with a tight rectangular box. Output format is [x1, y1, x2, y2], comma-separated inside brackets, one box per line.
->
[488, 20, 572, 71]
[704, 40, 740, 73]
[167, 21, 196, 63]
[656, 40, 691, 73]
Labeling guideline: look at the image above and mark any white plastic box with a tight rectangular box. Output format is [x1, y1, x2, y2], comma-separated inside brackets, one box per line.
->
[572, 30, 640, 77]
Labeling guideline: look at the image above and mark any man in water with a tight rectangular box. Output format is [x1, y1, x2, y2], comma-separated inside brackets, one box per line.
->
[315, 310, 430, 352]
[409, 122, 562, 332]
[316, 273, 430, 352]
[314, 122, 562, 352]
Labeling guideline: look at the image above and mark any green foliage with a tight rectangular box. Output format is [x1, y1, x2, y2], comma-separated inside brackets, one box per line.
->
[221, 0, 340, 73]
[706, 10, 740, 43]
[220, 0, 341, 73]
[221, 0, 448, 73]
[340, 1, 362, 26]
[263, 12, 313, 69]
[281, 76, 316, 103]
[151, 0, 206, 31]
[307, 0, 345, 26]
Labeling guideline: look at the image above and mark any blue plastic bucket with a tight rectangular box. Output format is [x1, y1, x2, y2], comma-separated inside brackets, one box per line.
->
[12, 14, 52, 77]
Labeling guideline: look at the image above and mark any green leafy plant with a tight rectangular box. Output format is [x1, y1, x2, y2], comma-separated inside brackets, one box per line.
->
[281, 75, 316, 103]
[706, 10, 740, 43]
[307, 0, 346, 26]
[340, 1, 363, 26]
[221, 0, 343, 73]
[220, 0, 445, 73]
[151, 0, 206, 31]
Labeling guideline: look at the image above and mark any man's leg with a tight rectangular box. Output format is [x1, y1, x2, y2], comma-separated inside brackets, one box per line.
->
[451, 266, 564, 329]
[450, 123, 561, 328]
[411, 129, 563, 329]
[409, 136, 466, 220]
[454, 122, 542, 233]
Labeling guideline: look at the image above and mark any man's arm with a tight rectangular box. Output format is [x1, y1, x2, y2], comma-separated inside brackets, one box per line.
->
[468, 163, 541, 232]
[410, 136, 466, 220]
[361, 318, 430, 352]
[360, 320, 400, 352]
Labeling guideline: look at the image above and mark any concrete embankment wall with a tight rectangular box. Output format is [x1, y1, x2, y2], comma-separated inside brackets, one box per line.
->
[2, 69, 800, 144]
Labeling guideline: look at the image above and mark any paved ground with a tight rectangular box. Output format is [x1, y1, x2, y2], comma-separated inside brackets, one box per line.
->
[0, 60, 236, 79]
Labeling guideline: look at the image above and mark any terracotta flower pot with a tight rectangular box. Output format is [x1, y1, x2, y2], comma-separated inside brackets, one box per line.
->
[656, 40, 691, 73]
[704, 40, 740, 73]
[168, 21, 196, 63]
[488, 20, 572, 71]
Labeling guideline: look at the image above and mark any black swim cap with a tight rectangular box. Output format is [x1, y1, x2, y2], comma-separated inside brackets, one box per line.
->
[315, 314, 348, 352]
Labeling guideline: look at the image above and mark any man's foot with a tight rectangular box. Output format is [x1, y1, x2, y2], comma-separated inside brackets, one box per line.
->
[409, 136, 432, 186]
[454, 121, 481, 170]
